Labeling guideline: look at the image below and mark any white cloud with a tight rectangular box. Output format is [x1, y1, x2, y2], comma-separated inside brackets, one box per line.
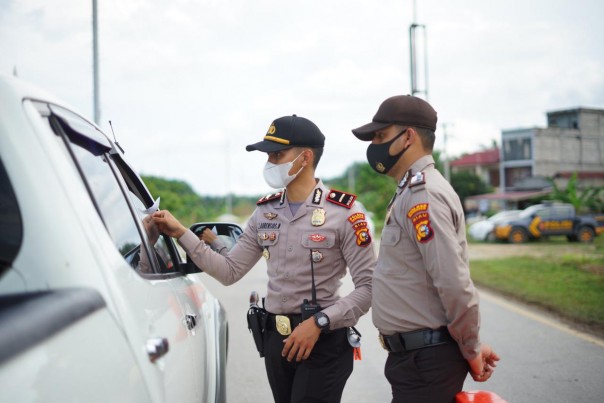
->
[1, 0, 603, 196]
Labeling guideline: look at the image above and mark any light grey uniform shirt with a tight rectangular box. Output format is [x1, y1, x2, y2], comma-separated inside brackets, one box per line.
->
[372, 155, 481, 360]
[179, 179, 375, 330]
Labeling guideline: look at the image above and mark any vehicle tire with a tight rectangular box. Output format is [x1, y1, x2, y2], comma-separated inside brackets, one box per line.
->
[577, 226, 595, 243]
[567, 234, 578, 242]
[509, 227, 529, 244]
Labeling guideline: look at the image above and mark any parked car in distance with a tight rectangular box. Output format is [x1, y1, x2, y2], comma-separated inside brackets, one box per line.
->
[468, 210, 522, 242]
[0, 74, 237, 402]
[493, 202, 604, 244]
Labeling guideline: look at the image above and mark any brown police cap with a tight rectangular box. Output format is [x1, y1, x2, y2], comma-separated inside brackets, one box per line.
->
[246, 115, 325, 152]
[352, 95, 437, 141]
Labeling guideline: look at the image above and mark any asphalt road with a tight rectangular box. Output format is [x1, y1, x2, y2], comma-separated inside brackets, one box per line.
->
[199, 244, 604, 402]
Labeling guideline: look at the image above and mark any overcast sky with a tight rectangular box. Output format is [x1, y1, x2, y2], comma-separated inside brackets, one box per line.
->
[2, 0, 603, 196]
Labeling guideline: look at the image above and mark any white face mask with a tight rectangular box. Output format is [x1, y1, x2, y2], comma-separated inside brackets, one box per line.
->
[263, 152, 304, 189]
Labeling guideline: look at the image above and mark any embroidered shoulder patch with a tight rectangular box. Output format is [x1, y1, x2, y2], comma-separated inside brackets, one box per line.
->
[411, 212, 434, 243]
[409, 171, 426, 188]
[407, 203, 429, 218]
[407, 203, 434, 243]
[327, 189, 357, 209]
[347, 212, 366, 224]
[257, 192, 282, 205]
[355, 227, 372, 247]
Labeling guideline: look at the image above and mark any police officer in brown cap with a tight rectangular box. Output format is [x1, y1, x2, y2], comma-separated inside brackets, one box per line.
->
[153, 115, 375, 403]
[352, 96, 500, 402]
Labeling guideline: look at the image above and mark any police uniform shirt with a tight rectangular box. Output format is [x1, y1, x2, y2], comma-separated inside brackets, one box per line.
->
[178, 179, 375, 330]
[372, 154, 481, 360]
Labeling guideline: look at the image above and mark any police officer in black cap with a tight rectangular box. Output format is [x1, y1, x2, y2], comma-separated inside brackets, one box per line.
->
[153, 115, 375, 403]
[351, 96, 500, 402]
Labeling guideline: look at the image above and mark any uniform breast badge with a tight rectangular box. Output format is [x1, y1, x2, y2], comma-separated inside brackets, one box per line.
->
[311, 250, 323, 263]
[275, 315, 292, 336]
[262, 247, 270, 260]
[264, 212, 278, 220]
[311, 208, 326, 226]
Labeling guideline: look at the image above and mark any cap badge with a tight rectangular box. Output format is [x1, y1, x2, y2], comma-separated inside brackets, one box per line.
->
[267, 123, 276, 135]
[264, 212, 278, 220]
[311, 208, 326, 226]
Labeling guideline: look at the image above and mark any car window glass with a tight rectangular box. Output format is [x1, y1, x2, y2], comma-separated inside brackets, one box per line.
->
[68, 142, 152, 272]
[0, 158, 23, 274]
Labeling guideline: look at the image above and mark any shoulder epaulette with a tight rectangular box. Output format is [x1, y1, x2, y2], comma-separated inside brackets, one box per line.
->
[326, 189, 357, 209]
[409, 171, 426, 189]
[257, 192, 282, 205]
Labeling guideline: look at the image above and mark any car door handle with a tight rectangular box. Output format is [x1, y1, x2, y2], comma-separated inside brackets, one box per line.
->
[146, 337, 169, 363]
[184, 314, 197, 330]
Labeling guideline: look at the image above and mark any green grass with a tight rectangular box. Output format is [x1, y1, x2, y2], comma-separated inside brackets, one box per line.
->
[470, 236, 604, 334]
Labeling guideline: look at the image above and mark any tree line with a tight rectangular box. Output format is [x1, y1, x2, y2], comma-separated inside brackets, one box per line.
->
[141, 151, 497, 232]
[142, 150, 603, 232]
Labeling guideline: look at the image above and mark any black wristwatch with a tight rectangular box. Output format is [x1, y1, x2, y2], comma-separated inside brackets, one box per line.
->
[313, 312, 330, 332]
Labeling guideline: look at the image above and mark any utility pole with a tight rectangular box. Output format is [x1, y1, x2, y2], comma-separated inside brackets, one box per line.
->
[92, 0, 100, 124]
[442, 123, 451, 182]
[409, 0, 428, 99]
[225, 139, 233, 215]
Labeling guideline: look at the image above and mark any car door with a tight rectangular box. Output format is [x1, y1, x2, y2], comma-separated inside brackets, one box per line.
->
[43, 103, 206, 402]
[112, 158, 214, 402]
[538, 206, 574, 236]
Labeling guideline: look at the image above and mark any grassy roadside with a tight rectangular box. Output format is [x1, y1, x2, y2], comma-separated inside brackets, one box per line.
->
[470, 236, 604, 337]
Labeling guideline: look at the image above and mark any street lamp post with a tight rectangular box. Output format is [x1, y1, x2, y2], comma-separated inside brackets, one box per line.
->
[92, 0, 100, 125]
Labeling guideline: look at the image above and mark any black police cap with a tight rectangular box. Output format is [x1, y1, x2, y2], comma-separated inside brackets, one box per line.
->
[246, 115, 325, 152]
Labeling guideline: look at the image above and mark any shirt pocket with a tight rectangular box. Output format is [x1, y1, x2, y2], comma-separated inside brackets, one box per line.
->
[257, 231, 280, 247]
[380, 225, 401, 247]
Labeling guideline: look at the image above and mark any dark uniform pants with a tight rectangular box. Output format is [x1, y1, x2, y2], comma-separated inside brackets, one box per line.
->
[264, 326, 353, 403]
[385, 342, 469, 403]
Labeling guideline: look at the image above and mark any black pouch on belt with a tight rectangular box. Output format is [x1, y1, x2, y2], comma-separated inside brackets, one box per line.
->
[247, 292, 268, 357]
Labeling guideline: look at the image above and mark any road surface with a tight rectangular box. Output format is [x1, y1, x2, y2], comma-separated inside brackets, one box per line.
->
[197, 243, 604, 402]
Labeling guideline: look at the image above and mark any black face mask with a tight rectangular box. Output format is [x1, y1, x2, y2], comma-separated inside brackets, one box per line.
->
[366, 129, 410, 174]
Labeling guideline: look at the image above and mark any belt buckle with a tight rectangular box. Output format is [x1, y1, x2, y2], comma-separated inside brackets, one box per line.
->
[275, 315, 292, 336]
[378, 334, 388, 351]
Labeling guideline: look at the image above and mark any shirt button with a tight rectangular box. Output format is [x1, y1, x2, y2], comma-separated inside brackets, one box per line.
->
[287, 246, 293, 252]
[282, 296, 288, 302]
[285, 273, 290, 279]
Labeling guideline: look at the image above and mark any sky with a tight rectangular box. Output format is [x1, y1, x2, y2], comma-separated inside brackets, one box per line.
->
[2, 0, 603, 196]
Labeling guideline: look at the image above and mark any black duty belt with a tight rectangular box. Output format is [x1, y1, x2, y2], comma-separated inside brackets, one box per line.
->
[379, 327, 453, 353]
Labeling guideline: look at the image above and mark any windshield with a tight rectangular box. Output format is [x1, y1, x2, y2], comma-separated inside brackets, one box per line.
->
[519, 205, 543, 218]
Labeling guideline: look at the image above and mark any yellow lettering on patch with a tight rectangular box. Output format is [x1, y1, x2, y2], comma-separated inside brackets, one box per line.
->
[407, 203, 429, 218]
[348, 212, 366, 224]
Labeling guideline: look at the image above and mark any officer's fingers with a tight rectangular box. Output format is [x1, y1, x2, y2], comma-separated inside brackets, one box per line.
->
[281, 337, 294, 357]
[286, 343, 301, 362]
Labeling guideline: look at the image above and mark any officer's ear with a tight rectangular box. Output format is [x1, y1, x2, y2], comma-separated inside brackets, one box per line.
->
[301, 148, 314, 167]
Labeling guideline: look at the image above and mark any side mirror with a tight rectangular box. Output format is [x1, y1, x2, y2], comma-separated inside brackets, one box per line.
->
[183, 222, 244, 274]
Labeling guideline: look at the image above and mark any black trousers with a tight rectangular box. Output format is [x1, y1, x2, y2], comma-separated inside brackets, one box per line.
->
[263, 326, 353, 403]
[385, 341, 469, 403]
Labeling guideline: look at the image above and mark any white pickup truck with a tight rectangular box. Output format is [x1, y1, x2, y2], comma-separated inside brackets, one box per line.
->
[0, 74, 236, 402]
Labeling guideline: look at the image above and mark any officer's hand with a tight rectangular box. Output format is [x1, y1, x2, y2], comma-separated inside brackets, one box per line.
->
[282, 318, 321, 362]
[468, 343, 500, 382]
[151, 210, 187, 238]
[200, 228, 218, 244]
